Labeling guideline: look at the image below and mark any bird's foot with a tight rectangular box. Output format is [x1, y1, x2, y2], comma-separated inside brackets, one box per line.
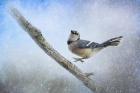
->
[73, 57, 84, 62]
[85, 72, 94, 77]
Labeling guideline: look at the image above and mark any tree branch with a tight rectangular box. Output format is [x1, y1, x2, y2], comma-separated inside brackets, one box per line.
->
[10, 8, 106, 93]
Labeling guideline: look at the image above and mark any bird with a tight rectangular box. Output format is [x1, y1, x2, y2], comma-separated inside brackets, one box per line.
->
[67, 30, 123, 62]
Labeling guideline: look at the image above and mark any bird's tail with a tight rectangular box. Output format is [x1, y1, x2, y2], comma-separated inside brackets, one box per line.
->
[101, 36, 123, 47]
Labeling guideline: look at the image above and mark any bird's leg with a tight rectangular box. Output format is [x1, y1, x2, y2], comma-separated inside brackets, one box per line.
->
[84, 72, 94, 77]
[73, 57, 85, 62]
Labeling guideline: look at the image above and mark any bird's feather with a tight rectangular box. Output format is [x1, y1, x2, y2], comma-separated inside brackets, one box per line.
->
[76, 40, 99, 49]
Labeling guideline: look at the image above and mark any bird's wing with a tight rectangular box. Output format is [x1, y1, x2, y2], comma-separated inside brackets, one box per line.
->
[76, 40, 99, 49]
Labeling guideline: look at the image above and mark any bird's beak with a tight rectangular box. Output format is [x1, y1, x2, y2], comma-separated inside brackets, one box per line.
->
[71, 30, 74, 34]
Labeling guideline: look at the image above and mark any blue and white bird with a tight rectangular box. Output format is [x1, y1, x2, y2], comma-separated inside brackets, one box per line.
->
[67, 30, 123, 62]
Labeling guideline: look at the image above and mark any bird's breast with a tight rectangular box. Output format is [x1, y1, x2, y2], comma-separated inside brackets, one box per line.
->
[68, 45, 93, 58]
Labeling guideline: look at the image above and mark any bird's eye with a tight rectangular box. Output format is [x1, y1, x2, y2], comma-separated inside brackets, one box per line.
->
[74, 32, 78, 35]
[71, 30, 79, 35]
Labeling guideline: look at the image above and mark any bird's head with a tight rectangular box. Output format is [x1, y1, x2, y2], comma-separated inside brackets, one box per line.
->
[68, 30, 80, 41]
[67, 30, 80, 44]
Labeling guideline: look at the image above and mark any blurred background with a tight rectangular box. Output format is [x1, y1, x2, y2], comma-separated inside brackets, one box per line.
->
[0, 0, 140, 93]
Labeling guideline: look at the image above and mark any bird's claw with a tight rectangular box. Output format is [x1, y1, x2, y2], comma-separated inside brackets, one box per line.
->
[73, 57, 84, 62]
[85, 72, 94, 77]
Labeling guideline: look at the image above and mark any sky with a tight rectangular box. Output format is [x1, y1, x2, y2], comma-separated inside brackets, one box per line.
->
[0, 0, 140, 93]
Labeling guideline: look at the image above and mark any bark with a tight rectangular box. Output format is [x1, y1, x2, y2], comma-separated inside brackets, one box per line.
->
[10, 8, 107, 93]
